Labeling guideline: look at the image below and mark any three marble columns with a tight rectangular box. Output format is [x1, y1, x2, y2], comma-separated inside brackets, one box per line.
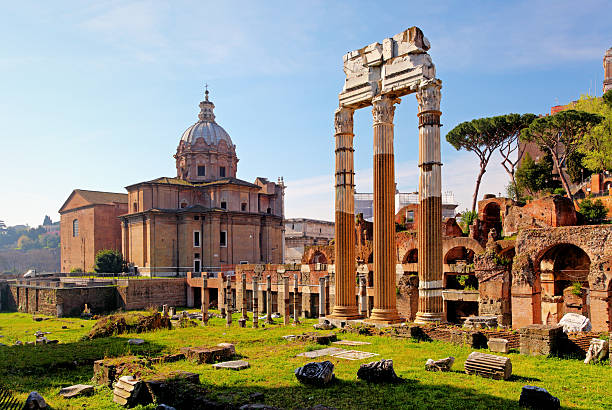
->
[331, 81, 443, 324]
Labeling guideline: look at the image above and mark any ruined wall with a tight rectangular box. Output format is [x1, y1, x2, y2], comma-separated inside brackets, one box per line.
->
[503, 195, 577, 237]
[511, 225, 612, 331]
[396, 274, 418, 321]
[116, 278, 187, 310]
[475, 251, 512, 326]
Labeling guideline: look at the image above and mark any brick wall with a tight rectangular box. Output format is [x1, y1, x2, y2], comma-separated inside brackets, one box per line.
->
[116, 278, 187, 310]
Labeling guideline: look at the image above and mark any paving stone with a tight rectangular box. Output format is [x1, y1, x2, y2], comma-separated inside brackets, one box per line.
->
[332, 340, 371, 346]
[213, 360, 250, 370]
[59, 384, 94, 399]
[297, 347, 346, 358]
[331, 350, 379, 361]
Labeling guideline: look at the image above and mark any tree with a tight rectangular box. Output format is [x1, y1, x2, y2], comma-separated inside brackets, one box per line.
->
[603, 89, 612, 108]
[94, 249, 125, 273]
[446, 117, 508, 212]
[515, 153, 550, 197]
[17, 235, 35, 250]
[569, 95, 612, 173]
[458, 209, 478, 234]
[520, 109, 603, 203]
[578, 198, 607, 224]
[496, 113, 537, 197]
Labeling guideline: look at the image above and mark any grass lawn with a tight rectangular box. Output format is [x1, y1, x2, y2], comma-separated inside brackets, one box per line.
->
[0, 311, 610, 409]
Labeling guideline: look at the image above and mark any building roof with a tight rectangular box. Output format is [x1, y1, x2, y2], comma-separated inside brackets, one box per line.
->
[126, 176, 261, 190]
[285, 218, 334, 225]
[180, 90, 234, 148]
[59, 189, 127, 213]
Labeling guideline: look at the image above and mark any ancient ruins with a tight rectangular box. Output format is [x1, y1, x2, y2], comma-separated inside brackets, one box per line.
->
[332, 27, 443, 324]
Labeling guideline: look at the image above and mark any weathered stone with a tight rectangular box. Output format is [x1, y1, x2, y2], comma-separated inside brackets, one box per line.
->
[59, 384, 94, 399]
[155, 405, 176, 410]
[331, 350, 379, 360]
[128, 338, 145, 345]
[25, 391, 47, 409]
[217, 343, 236, 356]
[180, 344, 234, 364]
[463, 316, 498, 329]
[332, 340, 371, 346]
[213, 360, 250, 370]
[488, 338, 510, 354]
[518, 385, 560, 409]
[297, 347, 346, 359]
[113, 375, 144, 407]
[294, 361, 335, 386]
[424, 357, 454, 372]
[584, 338, 609, 364]
[356, 359, 399, 382]
[519, 325, 565, 356]
[450, 330, 487, 349]
[297, 332, 337, 345]
[464, 352, 512, 380]
[558, 313, 592, 333]
[314, 320, 335, 330]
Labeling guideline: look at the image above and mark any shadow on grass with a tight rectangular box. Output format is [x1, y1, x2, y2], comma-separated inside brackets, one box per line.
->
[0, 336, 166, 377]
[508, 374, 541, 383]
[203, 377, 584, 410]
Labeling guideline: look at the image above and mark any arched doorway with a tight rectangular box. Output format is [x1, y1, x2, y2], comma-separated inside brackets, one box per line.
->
[309, 251, 328, 265]
[443, 245, 479, 323]
[537, 243, 591, 324]
[402, 248, 418, 264]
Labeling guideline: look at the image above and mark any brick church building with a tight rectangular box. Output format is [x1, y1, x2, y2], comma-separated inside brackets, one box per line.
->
[60, 90, 285, 274]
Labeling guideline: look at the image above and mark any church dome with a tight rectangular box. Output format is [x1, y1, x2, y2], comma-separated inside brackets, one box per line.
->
[180, 90, 233, 147]
[175, 88, 239, 182]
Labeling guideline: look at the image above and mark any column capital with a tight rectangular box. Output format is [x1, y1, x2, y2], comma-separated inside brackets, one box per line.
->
[416, 79, 442, 113]
[372, 95, 399, 125]
[334, 106, 354, 134]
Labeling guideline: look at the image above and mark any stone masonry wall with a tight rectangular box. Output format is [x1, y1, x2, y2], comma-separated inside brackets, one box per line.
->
[116, 278, 187, 310]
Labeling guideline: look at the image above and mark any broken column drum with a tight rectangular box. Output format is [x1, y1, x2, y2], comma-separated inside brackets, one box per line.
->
[370, 95, 401, 323]
[332, 106, 360, 319]
[241, 273, 248, 320]
[201, 274, 209, 324]
[415, 80, 443, 324]
[266, 275, 273, 324]
[336, 27, 441, 323]
[252, 276, 259, 328]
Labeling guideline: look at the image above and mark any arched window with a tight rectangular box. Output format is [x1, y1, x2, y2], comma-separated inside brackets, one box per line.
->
[72, 219, 79, 237]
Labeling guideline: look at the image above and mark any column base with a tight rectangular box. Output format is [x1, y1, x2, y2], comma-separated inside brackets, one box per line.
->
[365, 308, 403, 324]
[414, 311, 443, 324]
[329, 305, 362, 320]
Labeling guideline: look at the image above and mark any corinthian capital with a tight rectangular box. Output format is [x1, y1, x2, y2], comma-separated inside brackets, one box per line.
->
[416, 79, 442, 113]
[372, 95, 396, 125]
[334, 107, 354, 135]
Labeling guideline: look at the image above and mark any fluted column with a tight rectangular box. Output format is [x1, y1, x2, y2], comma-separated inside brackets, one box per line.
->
[415, 79, 443, 323]
[369, 95, 401, 324]
[331, 106, 360, 319]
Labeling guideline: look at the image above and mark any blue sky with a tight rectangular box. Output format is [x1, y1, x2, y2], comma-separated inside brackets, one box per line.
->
[1, 0, 610, 226]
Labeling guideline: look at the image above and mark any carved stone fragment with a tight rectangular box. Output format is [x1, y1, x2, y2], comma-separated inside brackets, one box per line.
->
[294, 361, 335, 387]
[356, 359, 400, 383]
[518, 386, 560, 409]
[584, 338, 609, 364]
[424, 356, 454, 372]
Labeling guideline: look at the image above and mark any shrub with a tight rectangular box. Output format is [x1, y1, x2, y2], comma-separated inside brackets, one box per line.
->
[578, 198, 607, 224]
[70, 267, 83, 273]
[94, 249, 125, 273]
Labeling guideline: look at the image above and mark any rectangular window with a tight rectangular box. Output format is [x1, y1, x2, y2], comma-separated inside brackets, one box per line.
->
[194, 259, 201, 273]
[220, 231, 227, 247]
[406, 210, 414, 222]
[194, 231, 200, 247]
[197, 165, 206, 176]
[221, 201, 227, 209]
[241, 203, 247, 211]
[194, 215, 199, 220]
[239, 260, 248, 264]
[72, 219, 79, 237]
[219, 166, 226, 177]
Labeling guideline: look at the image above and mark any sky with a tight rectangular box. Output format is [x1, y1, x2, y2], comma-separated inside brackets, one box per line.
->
[0, 0, 610, 227]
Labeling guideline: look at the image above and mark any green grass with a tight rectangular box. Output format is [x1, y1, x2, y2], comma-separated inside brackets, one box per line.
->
[0, 311, 611, 409]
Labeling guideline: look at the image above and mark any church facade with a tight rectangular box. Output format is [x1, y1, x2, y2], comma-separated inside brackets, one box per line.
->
[61, 89, 285, 275]
[120, 90, 285, 275]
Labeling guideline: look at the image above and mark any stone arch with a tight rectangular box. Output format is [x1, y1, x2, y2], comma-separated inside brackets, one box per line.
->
[442, 237, 484, 261]
[309, 251, 328, 265]
[402, 248, 418, 263]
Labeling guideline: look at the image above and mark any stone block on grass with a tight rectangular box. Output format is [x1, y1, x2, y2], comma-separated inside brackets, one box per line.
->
[59, 384, 94, 399]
